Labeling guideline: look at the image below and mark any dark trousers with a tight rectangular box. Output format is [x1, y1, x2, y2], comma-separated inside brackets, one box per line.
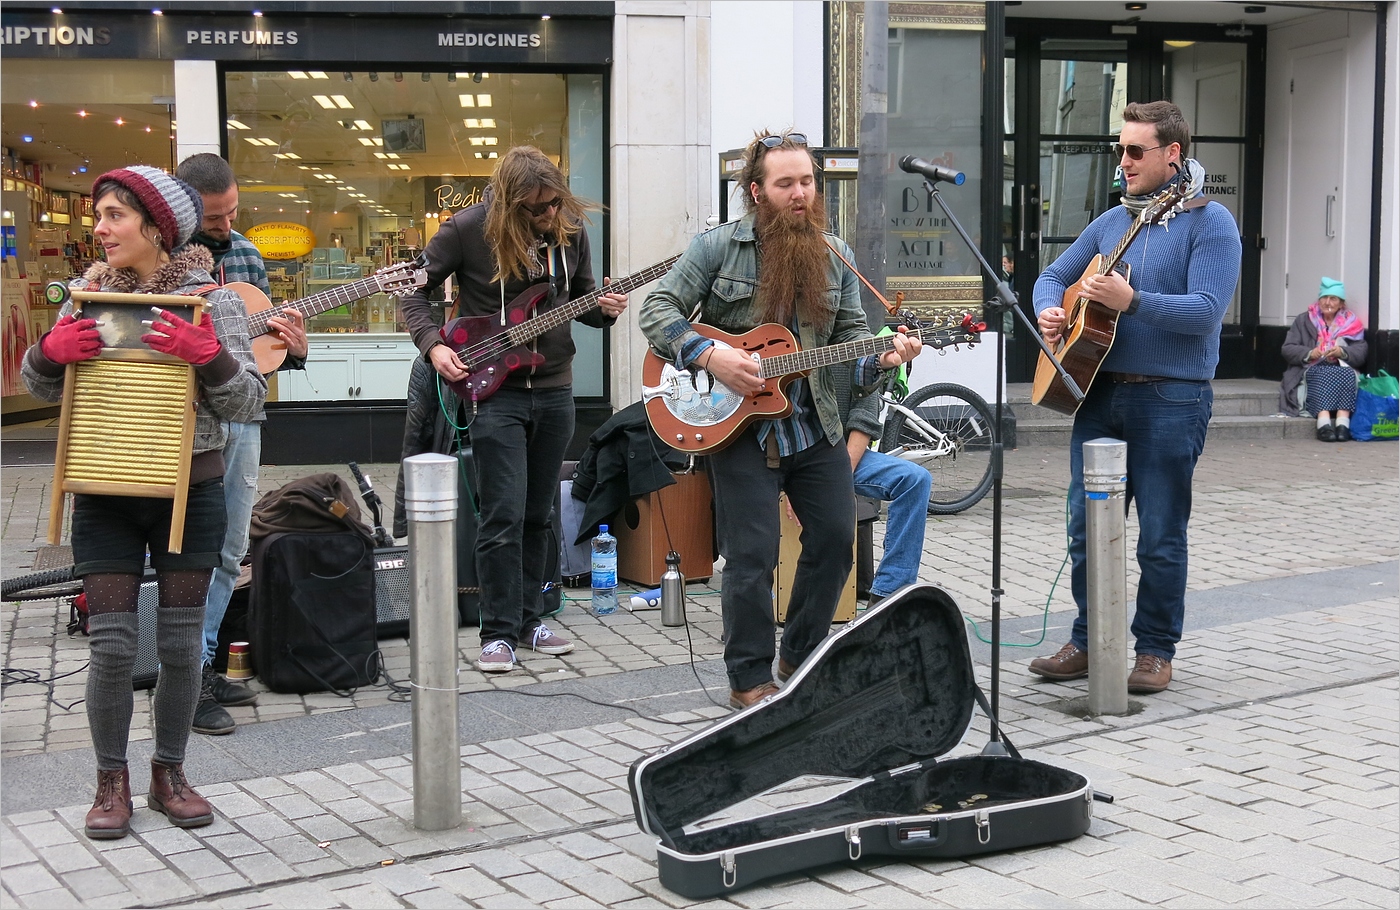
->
[469, 385, 574, 649]
[708, 427, 855, 691]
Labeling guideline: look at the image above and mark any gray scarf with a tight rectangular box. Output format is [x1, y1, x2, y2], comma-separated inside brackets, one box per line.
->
[1120, 158, 1205, 216]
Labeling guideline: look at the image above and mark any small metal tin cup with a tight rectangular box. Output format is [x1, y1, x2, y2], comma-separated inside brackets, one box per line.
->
[226, 641, 253, 680]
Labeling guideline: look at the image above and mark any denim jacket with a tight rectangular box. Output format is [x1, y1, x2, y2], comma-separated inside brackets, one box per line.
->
[638, 213, 877, 447]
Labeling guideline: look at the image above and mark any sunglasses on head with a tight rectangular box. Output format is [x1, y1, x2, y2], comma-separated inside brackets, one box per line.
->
[758, 132, 809, 150]
[521, 196, 562, 217]
[1113, 143, 1165, 161]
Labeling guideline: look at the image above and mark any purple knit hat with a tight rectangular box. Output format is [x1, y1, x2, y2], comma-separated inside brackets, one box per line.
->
[92, 165, 203, 253]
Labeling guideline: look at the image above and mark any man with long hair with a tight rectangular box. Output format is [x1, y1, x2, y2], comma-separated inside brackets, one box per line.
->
[1030, 101, 1241, 693]
[639, 130, 921, 709]
[400, 146, 627, 673]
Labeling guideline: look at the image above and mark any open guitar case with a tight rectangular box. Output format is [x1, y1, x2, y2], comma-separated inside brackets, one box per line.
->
[628, 584, 1093, 899]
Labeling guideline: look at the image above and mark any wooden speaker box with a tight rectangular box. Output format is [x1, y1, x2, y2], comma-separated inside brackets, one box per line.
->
[774, 492, 857, 624]
[614, 470, 714, 586]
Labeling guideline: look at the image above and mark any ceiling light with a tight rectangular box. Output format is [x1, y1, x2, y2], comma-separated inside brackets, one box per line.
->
[278, 192, 297, 198]
[374, 152, 387, 159]
[488, 152, 497, 159]
[273, 152, 301, 159]
[309, 71, 328, 79]
[1124, 2, 1146, 9]
[78, 110, 88, 118]
[321, 173, 337, 179]
[115, 117, 124, 126]
[29, 100, 38, 108]
[297, 165, 309, 170]
[354, 119, 373, 130]
[288, 71, 309, 79]
[459, 94, 475, 108]
[244, 137, 263, 146]
[312, 95, 336, 109]
[226, 119, 250, 129]
[463, 118, 496, 129]
[475, 152, 484, 159]
[331, 95, 353, 108]
[476, 94, 492, 107]
[372, 138, 383, 146]
[145, 126, 152, 132]
[253, 9, 263, 16]
[541, 14, 550, 20]
[22, 135, 33, 143]
[51, 6, 62, 12]
[386, 153, 400, 159]
[359, 137, 375, 146]
[152, 9, 162, 15]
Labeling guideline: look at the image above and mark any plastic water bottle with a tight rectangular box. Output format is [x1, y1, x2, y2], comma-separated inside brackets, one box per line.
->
[591, 525, 618, 615]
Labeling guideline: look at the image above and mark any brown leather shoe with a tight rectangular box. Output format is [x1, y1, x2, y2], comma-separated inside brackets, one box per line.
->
[148, 761, 214, 828]
[1128, 654, 1172, 693]
[729, 681, 780, 710]
[777, 658, 798, 684]
[84, 768, 132, 840]
[1028, 643, 1089, 680]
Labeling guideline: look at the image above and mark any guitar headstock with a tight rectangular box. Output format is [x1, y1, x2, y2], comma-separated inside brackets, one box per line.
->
[1142, 179, 1191, 228]
[911, 310, 986, 352]
[375, 255, 429, 297]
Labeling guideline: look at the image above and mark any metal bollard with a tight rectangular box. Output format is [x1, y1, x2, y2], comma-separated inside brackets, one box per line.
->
[1083, 438, 1129, 716]
[403, 453, 462, 831]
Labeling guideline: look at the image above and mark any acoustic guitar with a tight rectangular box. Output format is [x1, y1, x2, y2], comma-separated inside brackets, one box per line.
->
[1030, 182, 1192, 415]
[439, 254, 681, 402]
[225, 256, 428, 375]
[642, 314, 984, 455]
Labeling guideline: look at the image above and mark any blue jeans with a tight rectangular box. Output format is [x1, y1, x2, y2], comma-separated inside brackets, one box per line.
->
[853, 450, 931, 598]
[202, 420, 261, 665]
[1067, 379, 1212, 661]
[708, 428, 855, 691]
[469, 386, 574, 649]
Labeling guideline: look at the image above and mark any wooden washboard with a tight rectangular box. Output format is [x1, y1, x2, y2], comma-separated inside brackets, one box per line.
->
[48, 291, 206, 553]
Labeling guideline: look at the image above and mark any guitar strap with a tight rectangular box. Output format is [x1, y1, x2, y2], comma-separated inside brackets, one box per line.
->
[821, 237, 901, 317]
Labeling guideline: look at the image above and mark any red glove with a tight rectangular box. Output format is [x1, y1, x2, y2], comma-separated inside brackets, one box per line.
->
[39, 313, 102, 364]
[142, 308, 221, 365]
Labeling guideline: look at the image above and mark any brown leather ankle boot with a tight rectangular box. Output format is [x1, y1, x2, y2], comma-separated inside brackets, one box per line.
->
[148, 761, 214, 828]
[85, 768, 132, 840]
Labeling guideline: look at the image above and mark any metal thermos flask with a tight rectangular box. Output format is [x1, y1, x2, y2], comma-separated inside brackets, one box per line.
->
[660, 551, 685, 627]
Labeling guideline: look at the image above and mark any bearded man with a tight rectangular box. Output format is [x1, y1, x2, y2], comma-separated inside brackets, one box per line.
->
[639, 130, 921, 709]
[400, 145, 627, 674]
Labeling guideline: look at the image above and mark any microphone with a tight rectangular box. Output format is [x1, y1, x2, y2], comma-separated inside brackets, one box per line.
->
[899, 155, 965, 186]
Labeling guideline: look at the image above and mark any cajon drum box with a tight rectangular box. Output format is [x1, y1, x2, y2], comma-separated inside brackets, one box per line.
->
[614, 470, 714, 587]
[774, 492, 857, 624]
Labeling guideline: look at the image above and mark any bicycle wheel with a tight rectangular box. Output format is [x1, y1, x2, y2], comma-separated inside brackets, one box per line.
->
[878, 383, 995, 514]
[2, 566, 82, 602]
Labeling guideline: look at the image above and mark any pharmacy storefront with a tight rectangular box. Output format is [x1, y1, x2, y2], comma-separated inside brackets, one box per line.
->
[1, 4, 614, 461]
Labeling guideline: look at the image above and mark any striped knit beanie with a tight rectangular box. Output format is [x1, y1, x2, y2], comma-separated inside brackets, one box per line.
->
[92, 165, 202, 253]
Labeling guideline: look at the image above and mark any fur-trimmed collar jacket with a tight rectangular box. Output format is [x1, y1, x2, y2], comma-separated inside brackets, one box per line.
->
[22, 245, 266, 473]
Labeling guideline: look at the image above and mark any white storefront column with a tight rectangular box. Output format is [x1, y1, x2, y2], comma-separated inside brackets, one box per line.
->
[173, 60, 221, 165]
[611, 1, 712, 408]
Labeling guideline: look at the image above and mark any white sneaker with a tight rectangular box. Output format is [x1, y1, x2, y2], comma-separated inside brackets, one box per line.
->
[475, 640, 516, 673]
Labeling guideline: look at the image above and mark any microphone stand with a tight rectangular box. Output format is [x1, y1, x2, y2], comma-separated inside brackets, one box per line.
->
[920, 177, 1084, 756]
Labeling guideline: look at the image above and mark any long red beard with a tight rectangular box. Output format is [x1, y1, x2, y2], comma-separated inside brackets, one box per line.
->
[754, 191, 831, 326]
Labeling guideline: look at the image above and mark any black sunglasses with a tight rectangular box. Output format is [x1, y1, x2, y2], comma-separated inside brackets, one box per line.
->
[1113, 143, 1164, 161]
[521, 196, 562, 217]
[758, 132, 809, 149]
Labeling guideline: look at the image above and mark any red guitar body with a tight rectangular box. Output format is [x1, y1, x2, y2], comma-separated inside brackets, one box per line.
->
[439, 283, 552, 401]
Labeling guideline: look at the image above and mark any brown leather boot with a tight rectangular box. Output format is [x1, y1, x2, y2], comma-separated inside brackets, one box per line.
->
[84, 768, 132, 840]
[729, 681, 780, 710]
[148, 761, 214, 828]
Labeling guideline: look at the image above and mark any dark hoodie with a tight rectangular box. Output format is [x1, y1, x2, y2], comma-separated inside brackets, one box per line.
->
[398, 188, 614, 390]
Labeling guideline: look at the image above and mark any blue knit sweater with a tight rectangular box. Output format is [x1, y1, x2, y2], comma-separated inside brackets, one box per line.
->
[1033, 199, 1241, 381]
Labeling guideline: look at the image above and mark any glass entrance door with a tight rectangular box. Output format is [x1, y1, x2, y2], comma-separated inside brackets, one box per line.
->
[1002, 23, 1261, 382]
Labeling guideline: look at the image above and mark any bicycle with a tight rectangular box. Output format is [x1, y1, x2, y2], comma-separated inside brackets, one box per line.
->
[876, 381, 996, 514]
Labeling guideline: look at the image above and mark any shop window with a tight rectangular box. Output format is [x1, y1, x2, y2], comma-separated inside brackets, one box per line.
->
[2, 58, 174, 403]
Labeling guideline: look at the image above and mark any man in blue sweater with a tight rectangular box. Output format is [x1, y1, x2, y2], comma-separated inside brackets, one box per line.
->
[177, 154, 307, 734]
[1028, 101, 1241, 694]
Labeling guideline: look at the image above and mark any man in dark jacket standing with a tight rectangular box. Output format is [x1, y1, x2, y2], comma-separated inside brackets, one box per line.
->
[399, 146, 627, 673]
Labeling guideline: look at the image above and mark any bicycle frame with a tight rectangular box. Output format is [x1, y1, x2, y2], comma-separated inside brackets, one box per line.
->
[879, 393, 961, 461]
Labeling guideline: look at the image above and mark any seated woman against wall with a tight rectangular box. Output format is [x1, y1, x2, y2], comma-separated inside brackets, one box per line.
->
[1279, 277, 1367, 441]
[21, 166, 266, 840]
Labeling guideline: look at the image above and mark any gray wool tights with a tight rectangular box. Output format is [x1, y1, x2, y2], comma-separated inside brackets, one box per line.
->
[84, 571, 209, 770]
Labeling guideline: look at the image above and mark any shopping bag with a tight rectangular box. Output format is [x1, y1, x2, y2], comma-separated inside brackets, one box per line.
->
[1352, 387, 1399, 441]
[1358, 370, 1399, 399]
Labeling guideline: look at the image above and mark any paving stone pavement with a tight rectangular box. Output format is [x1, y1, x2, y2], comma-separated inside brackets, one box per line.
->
[2, 431, 1397, 908]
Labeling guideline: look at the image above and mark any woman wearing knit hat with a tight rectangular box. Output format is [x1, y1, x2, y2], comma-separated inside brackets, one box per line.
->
[21, 165, 266, 840]
[1279, 277, 1368, 440]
